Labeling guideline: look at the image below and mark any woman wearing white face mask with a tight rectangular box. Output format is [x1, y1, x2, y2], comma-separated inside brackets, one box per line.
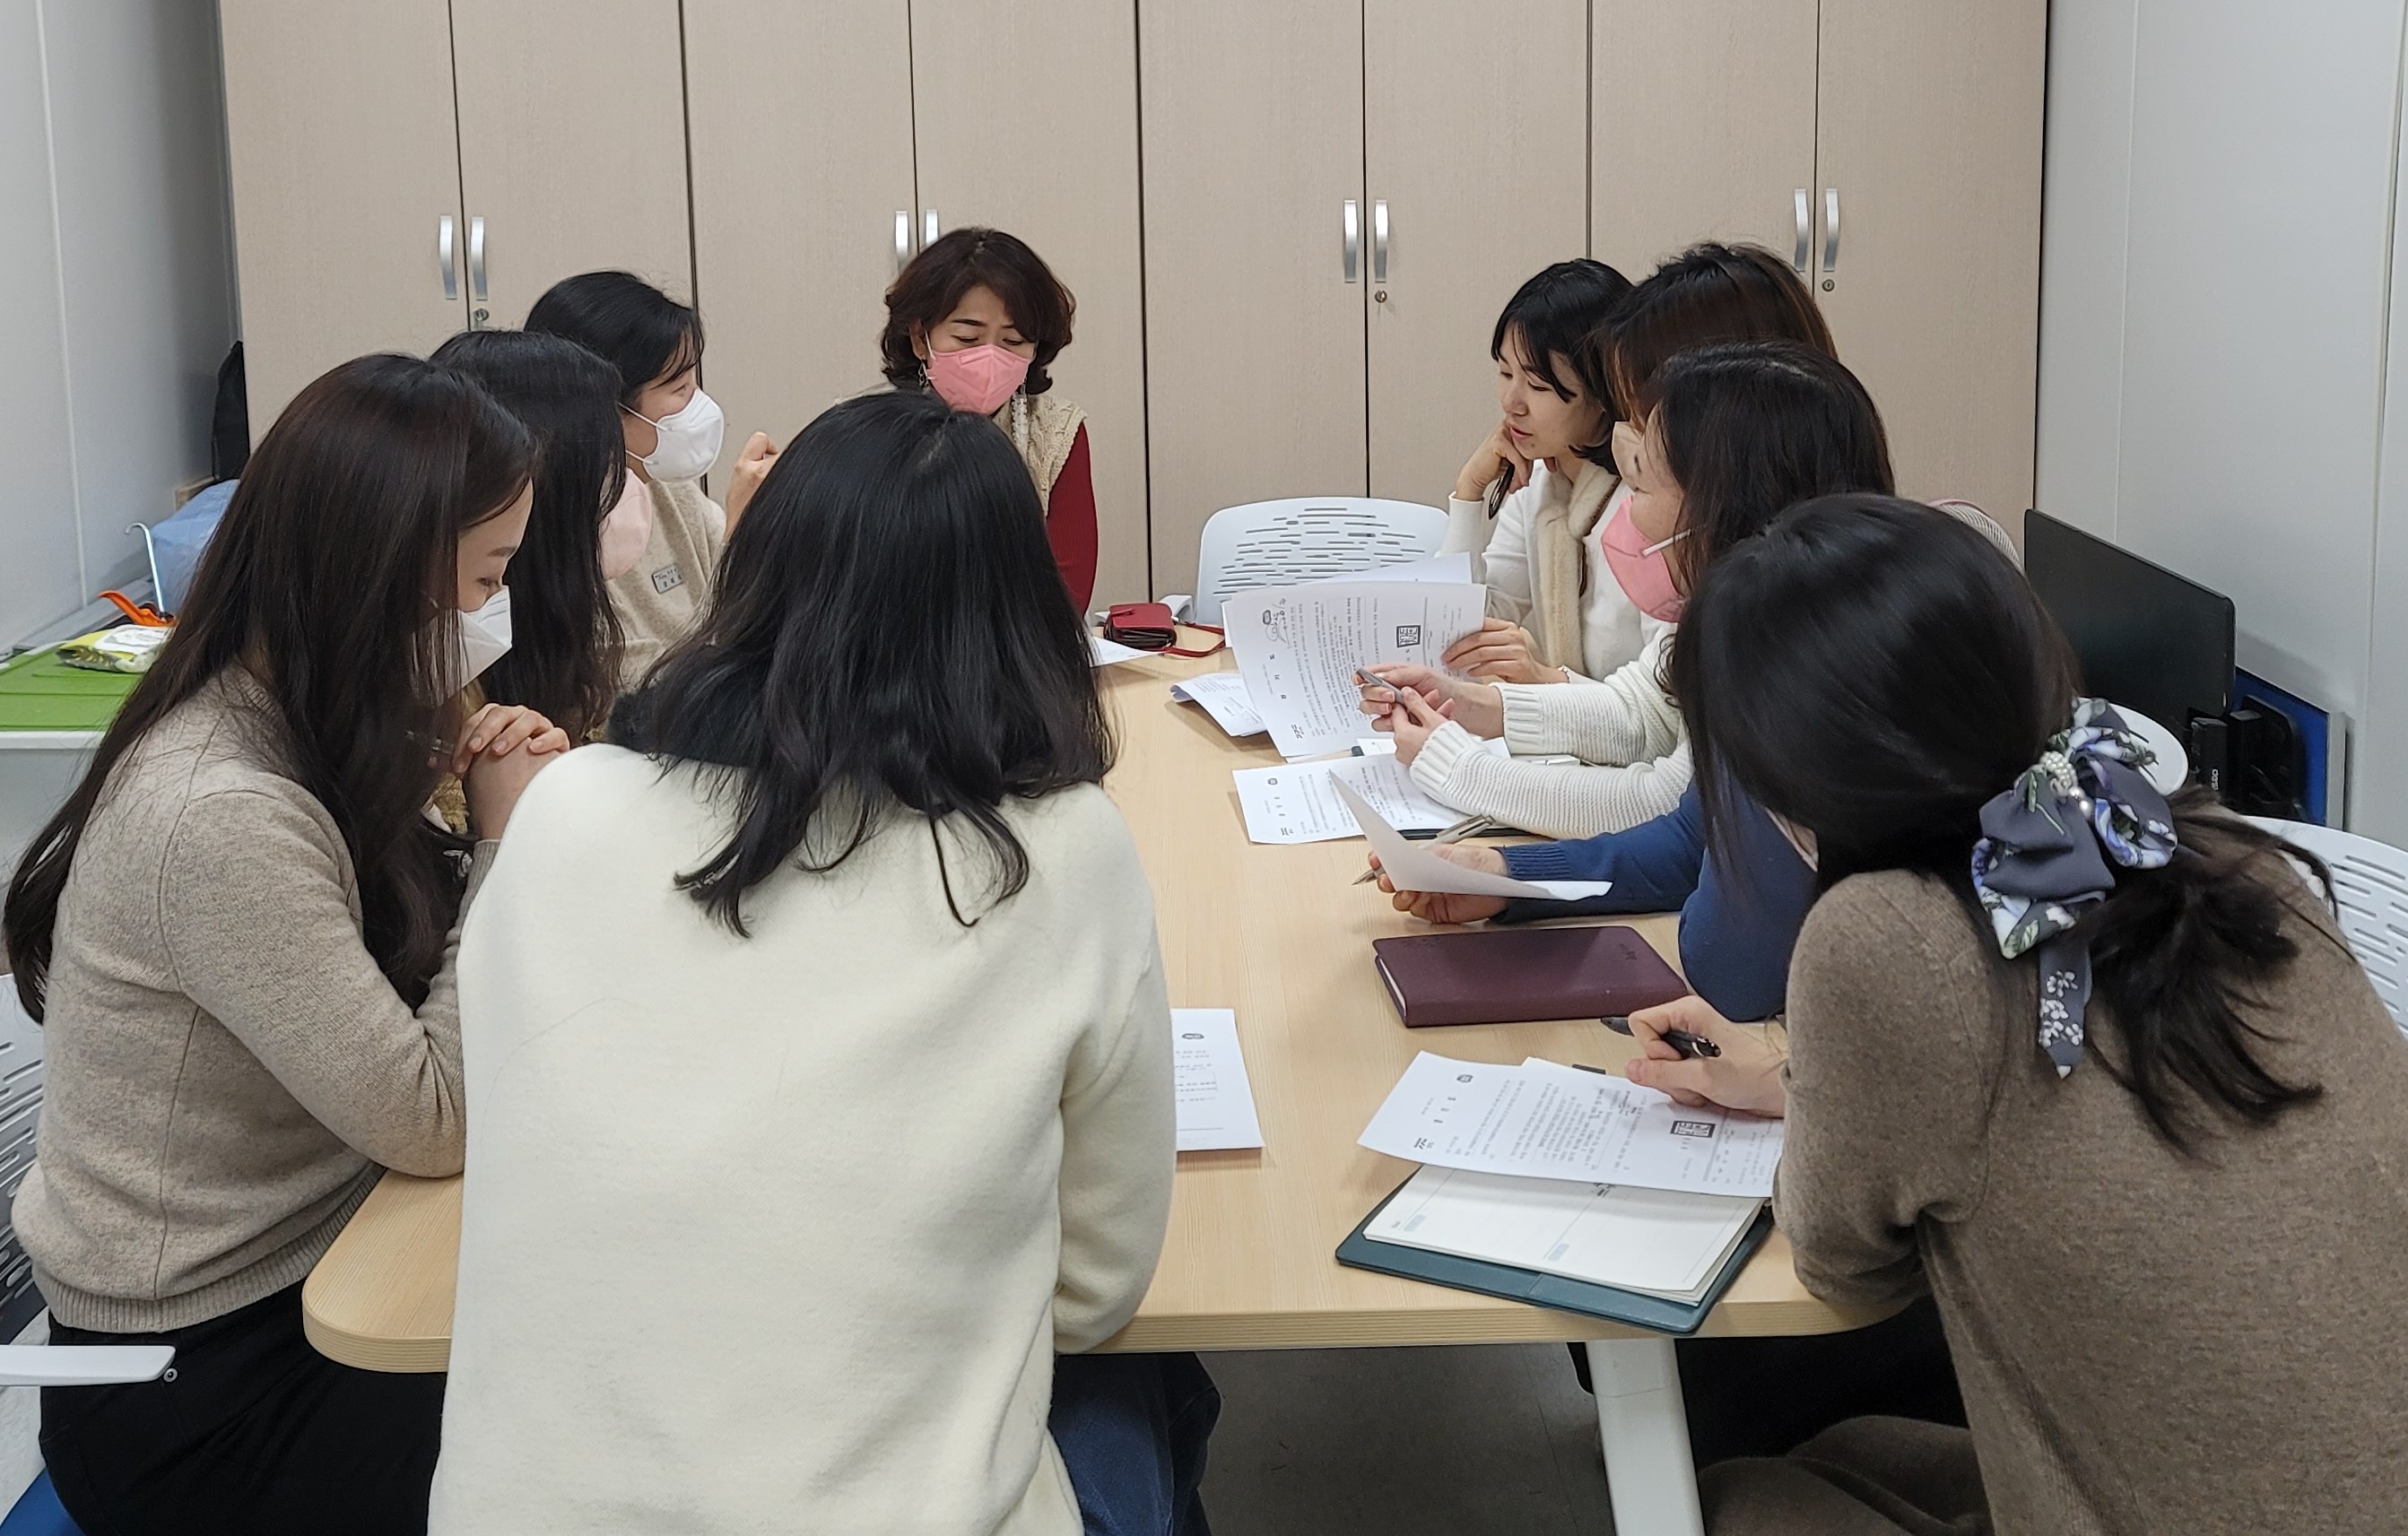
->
[882, 227, 1099, 610]
[2, 355, 569, 1536]
[526, 271, 731, 689]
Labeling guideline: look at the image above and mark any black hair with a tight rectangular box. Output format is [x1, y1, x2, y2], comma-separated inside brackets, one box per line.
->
[1670, 495, 2330, 1150]
[882, 228, 1076, 397]
[1606, 242, 1837, 420]
[1486, 258, 1633, 510]
[431, 329, 627, 741]
[609, 390, 1111, 933]
[1649, 341, 1893, 593]
[6, 355, 535, 1012]
[525, 271, 704, 404]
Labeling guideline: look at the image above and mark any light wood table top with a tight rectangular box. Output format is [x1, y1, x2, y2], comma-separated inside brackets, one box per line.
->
[304, 645, 1884, 1372]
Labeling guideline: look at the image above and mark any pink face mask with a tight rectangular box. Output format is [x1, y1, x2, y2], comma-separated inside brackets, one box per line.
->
[926, 343, 1030, 416]
[1598, 501, 1691, 622]
[597, 473, 654, 581]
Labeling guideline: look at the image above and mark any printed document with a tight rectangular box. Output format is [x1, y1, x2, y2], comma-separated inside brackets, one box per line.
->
[1334, 781, 1611, 900]
[1223, 580, 1488, 758]
[1234, 753, 1457, 844]
[1173, 1008, 1263, 1151]
[1365, 1164, 1762, 1299]
[1358, 1052, 1785, 1198]
[1089, 634, 1151, 667]
[1169, 673, 1266, 737]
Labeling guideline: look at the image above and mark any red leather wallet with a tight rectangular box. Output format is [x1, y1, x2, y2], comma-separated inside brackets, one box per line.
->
[1103, 603, 1224, 657]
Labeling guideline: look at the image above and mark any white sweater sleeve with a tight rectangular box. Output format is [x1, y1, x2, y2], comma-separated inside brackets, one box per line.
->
[1493, 632, 1684, 764]
[1439, 480, 1541, 627]
[1406, 726, 1692, 838]
[1052, 941, 1176, 1353]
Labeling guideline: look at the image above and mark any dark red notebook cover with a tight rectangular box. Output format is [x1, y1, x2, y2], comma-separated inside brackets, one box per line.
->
[1370, 924, 1689, 1028]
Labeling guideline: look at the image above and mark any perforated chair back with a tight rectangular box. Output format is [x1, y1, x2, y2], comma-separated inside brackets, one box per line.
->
[2254, 820, 2408, 1037]
[1194, 498, 1449, 624]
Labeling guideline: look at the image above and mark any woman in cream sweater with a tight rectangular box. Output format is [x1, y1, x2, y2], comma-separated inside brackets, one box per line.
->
[432, 391, 1211, 1535]
[1624, 499, 2408, 1534]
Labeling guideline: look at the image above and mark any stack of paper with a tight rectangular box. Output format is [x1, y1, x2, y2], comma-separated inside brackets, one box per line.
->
[1170, 673, 1265, 737]
[1222, 578, 1490, 759]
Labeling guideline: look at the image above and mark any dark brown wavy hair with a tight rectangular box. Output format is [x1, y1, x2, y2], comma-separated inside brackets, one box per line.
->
[880, 227, 1075, 397]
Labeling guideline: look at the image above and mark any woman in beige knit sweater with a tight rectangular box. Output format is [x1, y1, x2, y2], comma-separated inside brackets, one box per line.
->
[1621, 496, 2408, 1535]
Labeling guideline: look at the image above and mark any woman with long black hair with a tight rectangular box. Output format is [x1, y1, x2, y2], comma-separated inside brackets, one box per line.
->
[430, 390, 1212, 1535]
[432, 328, 630, 740]
[1620, 497, 2408, 1533]
[4, 354, 571, 1534]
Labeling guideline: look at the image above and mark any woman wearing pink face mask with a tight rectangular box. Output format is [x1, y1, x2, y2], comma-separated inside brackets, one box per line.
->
[882, 227, 1098, 609]
[1360, 342, 1898, 839]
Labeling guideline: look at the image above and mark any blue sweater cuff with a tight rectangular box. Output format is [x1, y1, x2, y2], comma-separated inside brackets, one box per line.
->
[1500, 842, 1579, 881]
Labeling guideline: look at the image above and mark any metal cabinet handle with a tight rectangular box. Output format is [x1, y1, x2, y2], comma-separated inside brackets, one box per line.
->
[923, 208, 941, 248]
[439, 214, 456, 299]
[1343, 199, 1360, 282]
[895, 211, 912, 272]
[468, 215, 487, 301]
[1371, 199, 1389, 282]
[1793, 190, 1810, 273]
[1822, 188, 1840, 274]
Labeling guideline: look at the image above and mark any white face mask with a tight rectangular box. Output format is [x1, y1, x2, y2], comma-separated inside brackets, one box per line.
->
[624, 389, 725, 482]
[432, 587, 514, 699]
[597, 473, 654, 580]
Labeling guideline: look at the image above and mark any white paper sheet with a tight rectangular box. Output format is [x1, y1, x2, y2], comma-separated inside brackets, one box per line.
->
[1333, 780, 1610, 900]
[1223, 580, 1489, 759]
[1364, 1164, 1762, 1298]
[1169, 673, 1266, 737]
[1233, 753, 1458, 845]
[1358, 1052, 1786, 1199]
[1090, 634, 1151, 667]
[1173, 1008, 1263, 1151]
[1311, 551, 1473, 586]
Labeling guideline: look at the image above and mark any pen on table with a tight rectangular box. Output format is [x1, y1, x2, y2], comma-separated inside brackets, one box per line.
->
[1602, 1013, 1721, 1060]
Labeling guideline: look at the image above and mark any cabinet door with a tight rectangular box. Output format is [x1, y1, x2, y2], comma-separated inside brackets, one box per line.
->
[684, 2, 916, 479]
[1814, 0, 2047, 528]
[1591, 0, 1819, 277]
[1366, 0, 1587, 505]
[219, 0, 465, 433]
[1139, 0, 1366, 592]
[449, 0, 691, 332]
[910, 0, 1150, 604]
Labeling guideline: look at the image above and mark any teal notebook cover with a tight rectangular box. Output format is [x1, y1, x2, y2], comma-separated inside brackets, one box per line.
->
[1334, 1176, 1776, 1337]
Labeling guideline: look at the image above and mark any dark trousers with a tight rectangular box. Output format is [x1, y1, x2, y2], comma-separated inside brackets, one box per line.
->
[1049, 1351, 1219, 1536]
[40, 1282, 444, 1536]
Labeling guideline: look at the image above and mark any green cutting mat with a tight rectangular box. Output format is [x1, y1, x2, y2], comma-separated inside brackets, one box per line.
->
[0, 648, 140, 733]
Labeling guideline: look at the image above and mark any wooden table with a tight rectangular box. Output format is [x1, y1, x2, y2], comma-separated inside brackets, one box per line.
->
[306, 645, 1880, 1534]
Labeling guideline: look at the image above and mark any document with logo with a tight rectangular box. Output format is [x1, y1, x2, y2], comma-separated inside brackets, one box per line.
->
[1232, 752, 1459, 845]
[1222, 580, 1488, 759]
[1357, 1052, 1783, 1198]
[1172, 1008, 1263, 1152]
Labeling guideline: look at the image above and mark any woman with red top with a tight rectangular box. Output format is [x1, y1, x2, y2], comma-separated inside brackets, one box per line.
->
[882, 227, 1100, 609]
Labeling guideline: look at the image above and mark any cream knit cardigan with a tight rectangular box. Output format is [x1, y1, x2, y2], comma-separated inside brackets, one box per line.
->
[1439, 456, 1653, 681]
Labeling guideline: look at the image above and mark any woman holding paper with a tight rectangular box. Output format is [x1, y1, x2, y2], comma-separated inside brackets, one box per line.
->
[431, 391, 1215, 1535]
[1618, 498, 2408, 1533]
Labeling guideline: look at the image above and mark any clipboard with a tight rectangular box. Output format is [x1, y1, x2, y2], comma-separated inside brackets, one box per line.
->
[1334, 1174, 1776, 1336]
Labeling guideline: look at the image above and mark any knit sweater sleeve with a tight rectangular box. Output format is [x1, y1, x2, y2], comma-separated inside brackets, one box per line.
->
[1492, 632, 1683, 764]
[1775, 874, 2003, 1309]
[154, 788, 493, 1178]
[1054, 938, 1176, 1352]
[1406, 725, 1691, 838]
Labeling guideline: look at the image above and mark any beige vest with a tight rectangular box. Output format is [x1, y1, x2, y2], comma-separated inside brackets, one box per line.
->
[1527, 457, 1621, 673]
[995, 391, 1086, 502]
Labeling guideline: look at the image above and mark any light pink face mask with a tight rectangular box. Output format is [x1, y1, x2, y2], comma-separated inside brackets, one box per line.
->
[598, 473, 654, 580]
[1598, 500, 1691, 622]
[926, 342, 1030, 416]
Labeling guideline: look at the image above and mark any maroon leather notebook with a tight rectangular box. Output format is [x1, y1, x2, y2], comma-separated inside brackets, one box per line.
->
[1370, 924, 1689, 1028]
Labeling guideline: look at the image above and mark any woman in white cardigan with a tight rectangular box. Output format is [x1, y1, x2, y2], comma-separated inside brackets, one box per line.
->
[1368, 341, 1895, 838]
[431, 391, 1212, 1536]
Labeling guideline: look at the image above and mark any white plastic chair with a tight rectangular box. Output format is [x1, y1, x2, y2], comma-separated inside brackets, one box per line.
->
[1193, 497, 1450, 624]
[2251, 820, 2408, 1037]
[0, 987, 172, 1532]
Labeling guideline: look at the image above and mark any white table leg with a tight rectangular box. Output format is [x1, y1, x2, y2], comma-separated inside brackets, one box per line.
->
[1586, 1336, 1705, 1536]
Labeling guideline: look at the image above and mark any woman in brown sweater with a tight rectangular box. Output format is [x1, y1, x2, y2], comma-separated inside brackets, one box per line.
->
[1621, 496, 2408, 1535]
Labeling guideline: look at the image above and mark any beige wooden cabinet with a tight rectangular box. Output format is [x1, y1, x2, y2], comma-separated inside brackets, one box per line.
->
[220, 0, 691, 436]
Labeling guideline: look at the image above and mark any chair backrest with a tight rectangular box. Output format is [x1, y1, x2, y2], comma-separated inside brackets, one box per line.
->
[1194, 498, 1449, 624]
[2253, 820, 2408, 1036]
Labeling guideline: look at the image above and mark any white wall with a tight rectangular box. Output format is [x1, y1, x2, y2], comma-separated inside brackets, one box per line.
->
[0, 0, 236, 643]
[2036, 0, 2408, 839]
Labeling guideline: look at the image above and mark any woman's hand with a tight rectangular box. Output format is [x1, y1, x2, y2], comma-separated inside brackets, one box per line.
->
[1359, 664, 1505, 740]
[1456, 421, 1534, 503]
[1367, 846, 1510, 925]
[1381, 686, 1451, 767]
[724, 431, 779, 537]
[1442, 620, 1559, 684]
[449, 703, 569, 777]
[1622, 996, 1789, 1119]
